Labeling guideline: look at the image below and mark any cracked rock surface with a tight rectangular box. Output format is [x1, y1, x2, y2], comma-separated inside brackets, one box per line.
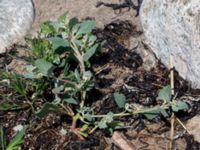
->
[140, 0, 200, 88]
[0, 0, 34, 53]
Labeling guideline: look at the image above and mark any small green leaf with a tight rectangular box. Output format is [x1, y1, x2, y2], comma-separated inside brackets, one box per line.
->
[105, 112, 114, 123]
[158, 85, 171, 102]
[52, 85, 64, 94]
[97, 112, 114, 129]
[160, 108, 169, 117]
[84, 113, 93, 122]
[0, 101, 19, 111]
[107, 121, 124, 130]
[69, 17, 78, 30]
[78, 107, 94, 122]
[48, 37, 69, 53]
[6, 127, 26, 150]
[88, 35, 97, 46]
[83, 71, 92, 80]
[10, 74, 27, 96]
[58, 12, 69, 23]
[24, 65, 37, 79]
[35, 59, 54, 76]
[74, 69, 81, 82]
[31, 38, 50, 57]
[143, 109, 160, 120]
[74, 39, 82, 47]
[63, 98, 78, 105]
[97, 121, 107, 129]
[50, 22, 63, 32]
[36, 102, 59, 118]
[83, 44, 99, 61]
[114, 93, 126, 108]
[40, 22, 55, 35]
[0, 125, 6, 150]
[77, 20, 96, 35]
[172, 101, 188, 112]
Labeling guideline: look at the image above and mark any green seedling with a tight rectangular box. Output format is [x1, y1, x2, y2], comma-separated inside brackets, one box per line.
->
[0, 125, 26, 150]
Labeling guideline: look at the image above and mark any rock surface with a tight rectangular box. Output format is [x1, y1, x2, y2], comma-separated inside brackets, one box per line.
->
[32, 0, 140, 33]
[0, 0, 34, 53]
[186, 115, 200, 142]
[140, 0, 200, 88]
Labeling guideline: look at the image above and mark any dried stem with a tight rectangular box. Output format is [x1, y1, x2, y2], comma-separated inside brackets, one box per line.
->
[169, 55, 175, 150]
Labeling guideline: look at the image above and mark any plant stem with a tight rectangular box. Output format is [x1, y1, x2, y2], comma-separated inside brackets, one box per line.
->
[57, 78, 79, 88]
[71, 113, 80, 130]
[176, 117, 191, 134]
[59, 104, 74, 117]
[80, 91, 86, 108]
[70, 40, 85, 74]
[92, 104, 170, 118]
[89, 125, 98, 134]
[169, 113, 174, 150]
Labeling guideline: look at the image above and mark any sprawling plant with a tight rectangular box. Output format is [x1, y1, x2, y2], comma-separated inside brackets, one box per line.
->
[0, 13, 189, 141]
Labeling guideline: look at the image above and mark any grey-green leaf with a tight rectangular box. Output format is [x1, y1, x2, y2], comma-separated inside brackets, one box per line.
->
[158, 85, 171, 102]
[160, 108, 169, 117]
[52, 85, 64, 94]
[36, 102, 59, 118]
[69, 17, 78, 30]
[77, 20, 96, 35]
[24, 65, 37, 79]
[83, 44, 99, 61]
[172, 101, 188, 112]
[98, 121, 108, 129]
[105, 112, 114, 123]
[143, 109, 160, 120]
[114, 93, 126, 108]
[88, 35, 97, 46]
[35, 59, 54, 76]
[48, 37, 69, 51]
[63, 98, 78, 105]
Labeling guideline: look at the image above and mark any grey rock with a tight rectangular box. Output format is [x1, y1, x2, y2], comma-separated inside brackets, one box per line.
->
[0, 0, 34, 53]
[140, 0, 200, 88]
[186, 115, 200, 142]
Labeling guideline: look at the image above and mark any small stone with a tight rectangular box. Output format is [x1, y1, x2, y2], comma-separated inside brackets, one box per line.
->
[60, 127, 68, 135]
[13, 124, 24, 132]
[186, 115, 200, 142]
[140, 0, 200, 88]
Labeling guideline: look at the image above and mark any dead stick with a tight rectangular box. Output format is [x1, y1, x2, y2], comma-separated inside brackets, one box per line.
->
[176, 117, 191, 135]
[169, 55, 175, 150]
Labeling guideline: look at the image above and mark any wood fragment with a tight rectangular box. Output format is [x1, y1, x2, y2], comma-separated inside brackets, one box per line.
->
[169, 55, 175, 150]
[112, 131, 136, 150]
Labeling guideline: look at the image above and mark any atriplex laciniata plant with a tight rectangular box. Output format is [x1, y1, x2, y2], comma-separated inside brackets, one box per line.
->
[0, 12, 188, 140]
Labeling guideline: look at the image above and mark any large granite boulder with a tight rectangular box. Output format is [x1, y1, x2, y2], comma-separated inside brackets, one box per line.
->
[0, 0, 34, 53]
[140, 0, 200, 88]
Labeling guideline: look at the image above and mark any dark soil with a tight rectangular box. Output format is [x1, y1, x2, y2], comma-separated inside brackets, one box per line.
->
[1, 1, 200, 150]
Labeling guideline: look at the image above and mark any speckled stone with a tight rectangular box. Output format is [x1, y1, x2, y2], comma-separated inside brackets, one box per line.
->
[140, 0, 200, 88]
[186, 115, 200, 142]
[0, 0, 34, 53]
